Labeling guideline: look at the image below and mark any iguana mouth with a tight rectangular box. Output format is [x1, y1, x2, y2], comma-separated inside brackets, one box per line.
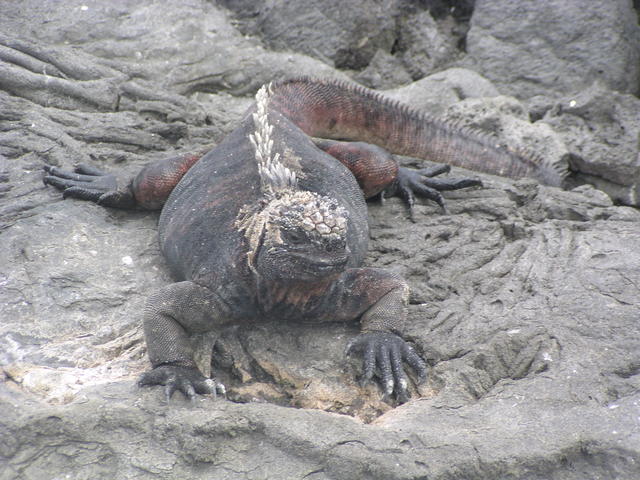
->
[290, 251, 348, 271]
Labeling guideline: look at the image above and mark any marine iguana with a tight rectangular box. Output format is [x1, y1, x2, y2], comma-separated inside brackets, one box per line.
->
[43, 77, 565, 402]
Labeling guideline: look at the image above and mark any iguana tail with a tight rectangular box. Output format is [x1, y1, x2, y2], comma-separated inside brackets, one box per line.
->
[268, 77, 566, 187]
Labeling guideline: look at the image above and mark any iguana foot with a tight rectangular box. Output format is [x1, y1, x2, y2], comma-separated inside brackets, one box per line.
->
[43, 164, 136, 208]
[386, 165, 482, 219]
[138, 364, 226, 402]
[346, 332, 427, 404]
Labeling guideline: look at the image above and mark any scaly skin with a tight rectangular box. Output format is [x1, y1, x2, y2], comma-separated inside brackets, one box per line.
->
[42, 77, 556, 404]
[269, 78, 566, 187]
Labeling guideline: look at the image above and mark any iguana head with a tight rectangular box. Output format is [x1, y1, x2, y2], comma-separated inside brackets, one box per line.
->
[238, 190, 349, 281]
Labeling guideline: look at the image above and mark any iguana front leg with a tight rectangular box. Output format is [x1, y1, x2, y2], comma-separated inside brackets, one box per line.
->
[346, 287, 427, 404]
[329, 268, 427, 403]
[346, 331, 426, 404]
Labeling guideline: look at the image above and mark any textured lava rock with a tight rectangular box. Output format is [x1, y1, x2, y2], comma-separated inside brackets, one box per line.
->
[1, 1, 639, 479]
[463, 0, 640, 98]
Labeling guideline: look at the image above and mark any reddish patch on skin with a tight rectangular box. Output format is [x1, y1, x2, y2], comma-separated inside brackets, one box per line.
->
[269, 81, 391, 146]
[316, 140, 398, 198]
[268, 78, 559, 185]
[132, 150, 208, 209]
[267, 276, 335, 311]
[347, 268, 403, 306]
[256, 273, 342, 321]
[269, 87, 350, 139]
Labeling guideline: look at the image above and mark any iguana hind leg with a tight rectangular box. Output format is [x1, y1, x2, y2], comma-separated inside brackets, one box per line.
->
[43, 163, 135, 208]
[386, 164, 482, 219]
[313, 138, 398, 198]
[130, 149, 209, 209]
[43, 149, 208, 210]
[314, 138, 482, 217]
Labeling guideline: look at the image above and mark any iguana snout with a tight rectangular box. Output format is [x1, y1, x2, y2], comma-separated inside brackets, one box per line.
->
[257, 206, 350, 281]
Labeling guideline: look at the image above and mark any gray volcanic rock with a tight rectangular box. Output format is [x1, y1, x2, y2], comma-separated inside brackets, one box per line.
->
[394, 7, 460, 81]
[1, 1, 640, 479]
[463, 0, 640, 98]
[542, 84, 640, 206]
[383, 67, 501, 117]
[352, 49, 413, 90]
[220, 0, 399, 70]
[0, 0, 344, 100]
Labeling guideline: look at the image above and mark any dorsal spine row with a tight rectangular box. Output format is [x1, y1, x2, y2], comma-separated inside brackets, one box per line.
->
[249, 83, 298, 195]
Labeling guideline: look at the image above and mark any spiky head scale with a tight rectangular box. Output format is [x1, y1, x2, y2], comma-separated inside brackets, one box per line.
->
[270, 190, 348, 239]
[236, 189, 349, 272]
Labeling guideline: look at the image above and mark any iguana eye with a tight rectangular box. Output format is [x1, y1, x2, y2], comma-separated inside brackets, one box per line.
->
[286, 230, 305, 244]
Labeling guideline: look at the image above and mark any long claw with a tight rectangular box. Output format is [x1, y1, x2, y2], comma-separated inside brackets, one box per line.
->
[362, 341, 376, 385]
[44, 165, 101, 182]
[390, 347, 408, 391]
[43, 164, 117, 191]
[417, 164, 450, 177]
[42, 174, 82, 190]
[396, 183, 417, 221]
[408, 181, 446, 212]
[376, 343, 394, 396]
[184, 383, 197, 402]
[75, 163, 109, 176]
[403, 344, 428, 383]
[421, 176, 482, 191]
[385, 165, 481, 215]
[138, 364, 225, 402]
[43, 164, 134, 208]
[346, 332, 427, 403]
[200, 378, 226, 399]
[164, 380, 178, 402]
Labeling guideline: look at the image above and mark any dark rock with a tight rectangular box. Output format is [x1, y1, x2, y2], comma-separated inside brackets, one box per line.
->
[421, 0, 476, 21]
[221, 0, 400, 70]
[542, 83, 640, 206]
[352, 50, 412, 90]
[1, 0, 640, 478]
[463, 0, 640, 98]
[394, 8, 460, 80]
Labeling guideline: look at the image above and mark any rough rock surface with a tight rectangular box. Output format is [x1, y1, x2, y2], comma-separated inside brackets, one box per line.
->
[1, 1, 640, 479]
[463, 0, 640, 99]
[541, 84, 640, 206]
[219, 0, 399, 70]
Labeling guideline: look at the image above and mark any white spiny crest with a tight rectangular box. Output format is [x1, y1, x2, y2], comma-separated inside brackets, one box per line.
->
[249, 83, 297, 194]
